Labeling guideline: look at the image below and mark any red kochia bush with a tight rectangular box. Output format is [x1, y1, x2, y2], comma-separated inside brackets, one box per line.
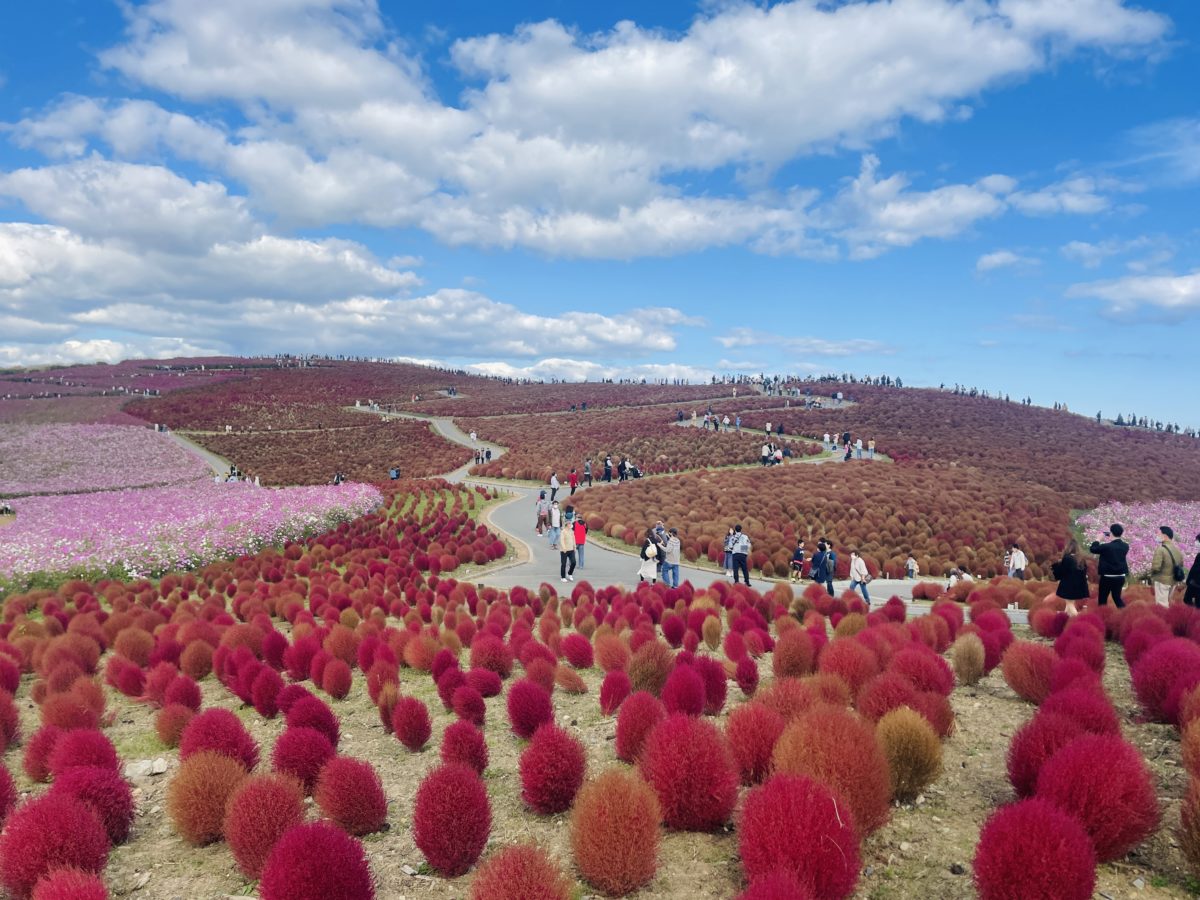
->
[469, 843, 572, 900]
[223, 774, 306, 879]
[155, 703, 194, 747]
[661, 664, 706, 716]
[600, 670, 632, 715]
[466, 667, 502, 698]
[1038, 687, 1120, 735]
[441, 720, 489, 774]
[413, 764, 491, 876]
[855, 672, 919, 722]
[736, 654, 759, 697]
[737, 870, 815, 900]
[570, 768, 660, 896]
[817, 639, 878, 699]
[1006, 711, 1086, 797]
[507, 678, 553, 739]
[30, 868, 109, 900]
[520, 724, 587, 814]
[0, 794, 108, 898]
[615, 691, 667, 763]
[562, 634, 594, 669]
[888, 647, 954, 697]
[452, 685, 486, 726]
[1133, 638, 1200, 724]
[726, 701, 786, 786]
[772, 706, 891, 835]
[47, 729, 119, 779]
[272, 727, 336, 794]
[179, 708, 259, 772]
[739, 773, 860, 900]
[772, 628, 817, 678]
[638, 714, 738, 831]
[315, 757, 388, 836]
[285, 695, 340, 748]
[391, 697, 432, 752]
[259, 822, 375, 900]
[470, 635, 513, 678]
[23, 726, 64, 783]
[167, 750, 247, 845]
[0, 766, 15, 824]
[1035, 734, 1160, 862]
[1000, 641, 1057, 705]
[50, 765, 134, 845]
[973, 798, 1096, 900]
[692, 655, 728, 715]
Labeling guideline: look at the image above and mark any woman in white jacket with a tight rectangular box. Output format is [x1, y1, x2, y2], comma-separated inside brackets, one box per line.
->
[849, 550, 872, 602]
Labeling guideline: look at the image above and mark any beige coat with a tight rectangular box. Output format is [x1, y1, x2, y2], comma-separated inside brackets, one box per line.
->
[1151, 540, 1182, 585]
[560, 523, 577, 552]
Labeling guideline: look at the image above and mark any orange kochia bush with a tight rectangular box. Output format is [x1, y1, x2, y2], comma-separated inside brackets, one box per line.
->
[572, 461, 1071, 580]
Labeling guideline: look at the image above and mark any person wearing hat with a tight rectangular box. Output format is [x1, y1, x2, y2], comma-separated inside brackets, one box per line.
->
[1150, 526, 1184, 607]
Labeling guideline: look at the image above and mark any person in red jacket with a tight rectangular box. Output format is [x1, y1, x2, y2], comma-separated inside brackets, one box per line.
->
[568, 468, 579, 495]
[573, 516, 588, 569]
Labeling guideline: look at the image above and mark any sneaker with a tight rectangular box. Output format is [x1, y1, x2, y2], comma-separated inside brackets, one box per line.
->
[561, 577, 568, 583]
[568, 575, 574, 582]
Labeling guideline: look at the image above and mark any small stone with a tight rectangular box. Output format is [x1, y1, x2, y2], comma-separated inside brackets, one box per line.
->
[123, 760, 153, 778]
[950, 863, 966, 876]
[899, 842, 915, 855]
[402, 865, 418, 877]
[1133, 878, 1146, 890]
[863, 866, 874, 877]
[150, 757, 168, 775]
[915, 794, 926, 805]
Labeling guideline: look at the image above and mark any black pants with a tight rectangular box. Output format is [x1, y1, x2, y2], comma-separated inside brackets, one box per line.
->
[560, 550, 576, 578]
[570, 485, 576, 495]
[1098, 577, 1126, 608]
[550, 487, 558, 501]
[603, 469, 611, 482]
[733, 553, 750, 584]
[1184, 584, 1199, 608]
[585, 474, 592, 486]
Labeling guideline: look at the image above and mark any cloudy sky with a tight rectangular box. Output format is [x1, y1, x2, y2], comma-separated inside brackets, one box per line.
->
[1, 0, 1197, 423]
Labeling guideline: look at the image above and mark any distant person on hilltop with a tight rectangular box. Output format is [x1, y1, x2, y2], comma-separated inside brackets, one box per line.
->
[1090, 524, 1129, 608]
[1151, 526, 1185, 607]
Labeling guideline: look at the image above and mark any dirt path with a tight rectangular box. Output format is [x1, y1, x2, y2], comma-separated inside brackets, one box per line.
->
[168, 432, 232, 476]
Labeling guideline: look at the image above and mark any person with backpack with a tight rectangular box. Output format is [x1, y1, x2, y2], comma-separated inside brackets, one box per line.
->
[534, 491, 550, 534]
[731, 524, 752, 586]
[1089, 523, 1129, 608]
[1151, 526, 1186, 607]
[637, 528, 659, 584]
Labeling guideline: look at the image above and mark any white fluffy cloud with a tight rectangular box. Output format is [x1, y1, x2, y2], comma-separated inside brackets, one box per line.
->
[976, 249, 1037, 272]
[716, 327, 890, 357]
[1067, 271, 1200, 314]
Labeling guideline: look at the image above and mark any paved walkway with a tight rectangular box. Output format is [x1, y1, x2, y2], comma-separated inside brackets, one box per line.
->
[361, 407, 917, 600]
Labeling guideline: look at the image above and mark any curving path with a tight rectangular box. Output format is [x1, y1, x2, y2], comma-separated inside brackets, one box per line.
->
[362, 407, 922, 602]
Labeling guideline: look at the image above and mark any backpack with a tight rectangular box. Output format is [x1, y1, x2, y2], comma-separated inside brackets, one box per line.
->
[810, 554, 826, 582]
[1166, 545, 1186, 583]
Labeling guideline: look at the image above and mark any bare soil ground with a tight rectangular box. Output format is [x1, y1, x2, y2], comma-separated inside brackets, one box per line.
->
[6, 627, 1193, 899]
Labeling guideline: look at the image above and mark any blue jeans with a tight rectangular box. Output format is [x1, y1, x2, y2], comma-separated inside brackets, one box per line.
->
[850, 579, 871, 601]
[664, 563, 680, 588]
[547, 526, 560, 547]
[576, 544, 585, 568]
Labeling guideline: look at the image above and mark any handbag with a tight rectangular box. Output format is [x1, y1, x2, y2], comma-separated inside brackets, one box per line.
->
[1167, 545, 1186, 583]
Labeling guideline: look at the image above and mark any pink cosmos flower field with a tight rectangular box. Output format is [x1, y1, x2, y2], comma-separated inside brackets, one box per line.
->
[0, 481, 383, 581]
[0, 424, 211, 497]
[1078, 500, 1200, 578]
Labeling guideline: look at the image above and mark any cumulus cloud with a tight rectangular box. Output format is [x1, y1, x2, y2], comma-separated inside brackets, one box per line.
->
[1066, 271, 1200, 314]
[465, 358, 717, 383]
[716, 327, 890, 357]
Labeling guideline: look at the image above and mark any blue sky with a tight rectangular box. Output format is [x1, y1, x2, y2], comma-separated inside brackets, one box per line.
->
[0, 0, 1198, 425]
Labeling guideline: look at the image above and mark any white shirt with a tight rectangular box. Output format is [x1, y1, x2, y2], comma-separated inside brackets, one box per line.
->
[551, 507, 561, 527]
[550, 475, 560, 489]
[850, 556, 869, 581]
[855, 439, 863, 449]
[1009, 549, 1027, 569]
[824, 433, 831, 443]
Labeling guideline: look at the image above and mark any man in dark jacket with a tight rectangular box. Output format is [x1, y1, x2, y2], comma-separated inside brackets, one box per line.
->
[1185, 533, 1200, 608]
[1090, 523, 1129, 608]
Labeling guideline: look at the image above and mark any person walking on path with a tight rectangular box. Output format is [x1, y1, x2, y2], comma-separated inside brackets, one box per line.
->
[469, 430, 477, 444]
[548, 501, 562, 549]
[868, 438, 876, 460]
[722, 528, 736, 577]
[722, 415, 731, 433]
[848, 550, 872, 602]
[905, 553, 919, 580]
[568, 468, 579, 496]
[664, 528, 682, 588]
[535, 491, 550, 534]
[1090, 524, 1129, 608]
[559, 508, 578, 582]
[824, 432, 831, 451]
[1185, 534, 1200, 608]
[1151, 526, 1185, 607]
[583, 460, 593, 487]
[855, 438, 864, 459]
[735, 415, 741, 433]
[811, 541, 832, 595]
[731, 525, 752, 586]
[637, 529, 659, 584]
[1051, 539, 1090, 616]
[1007, 543, 1027, 580]
[603, 455, 613, 483]
[790, 540, 806, 582]
[549, 472, 560, 502]
[573, 516, 588, 569]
